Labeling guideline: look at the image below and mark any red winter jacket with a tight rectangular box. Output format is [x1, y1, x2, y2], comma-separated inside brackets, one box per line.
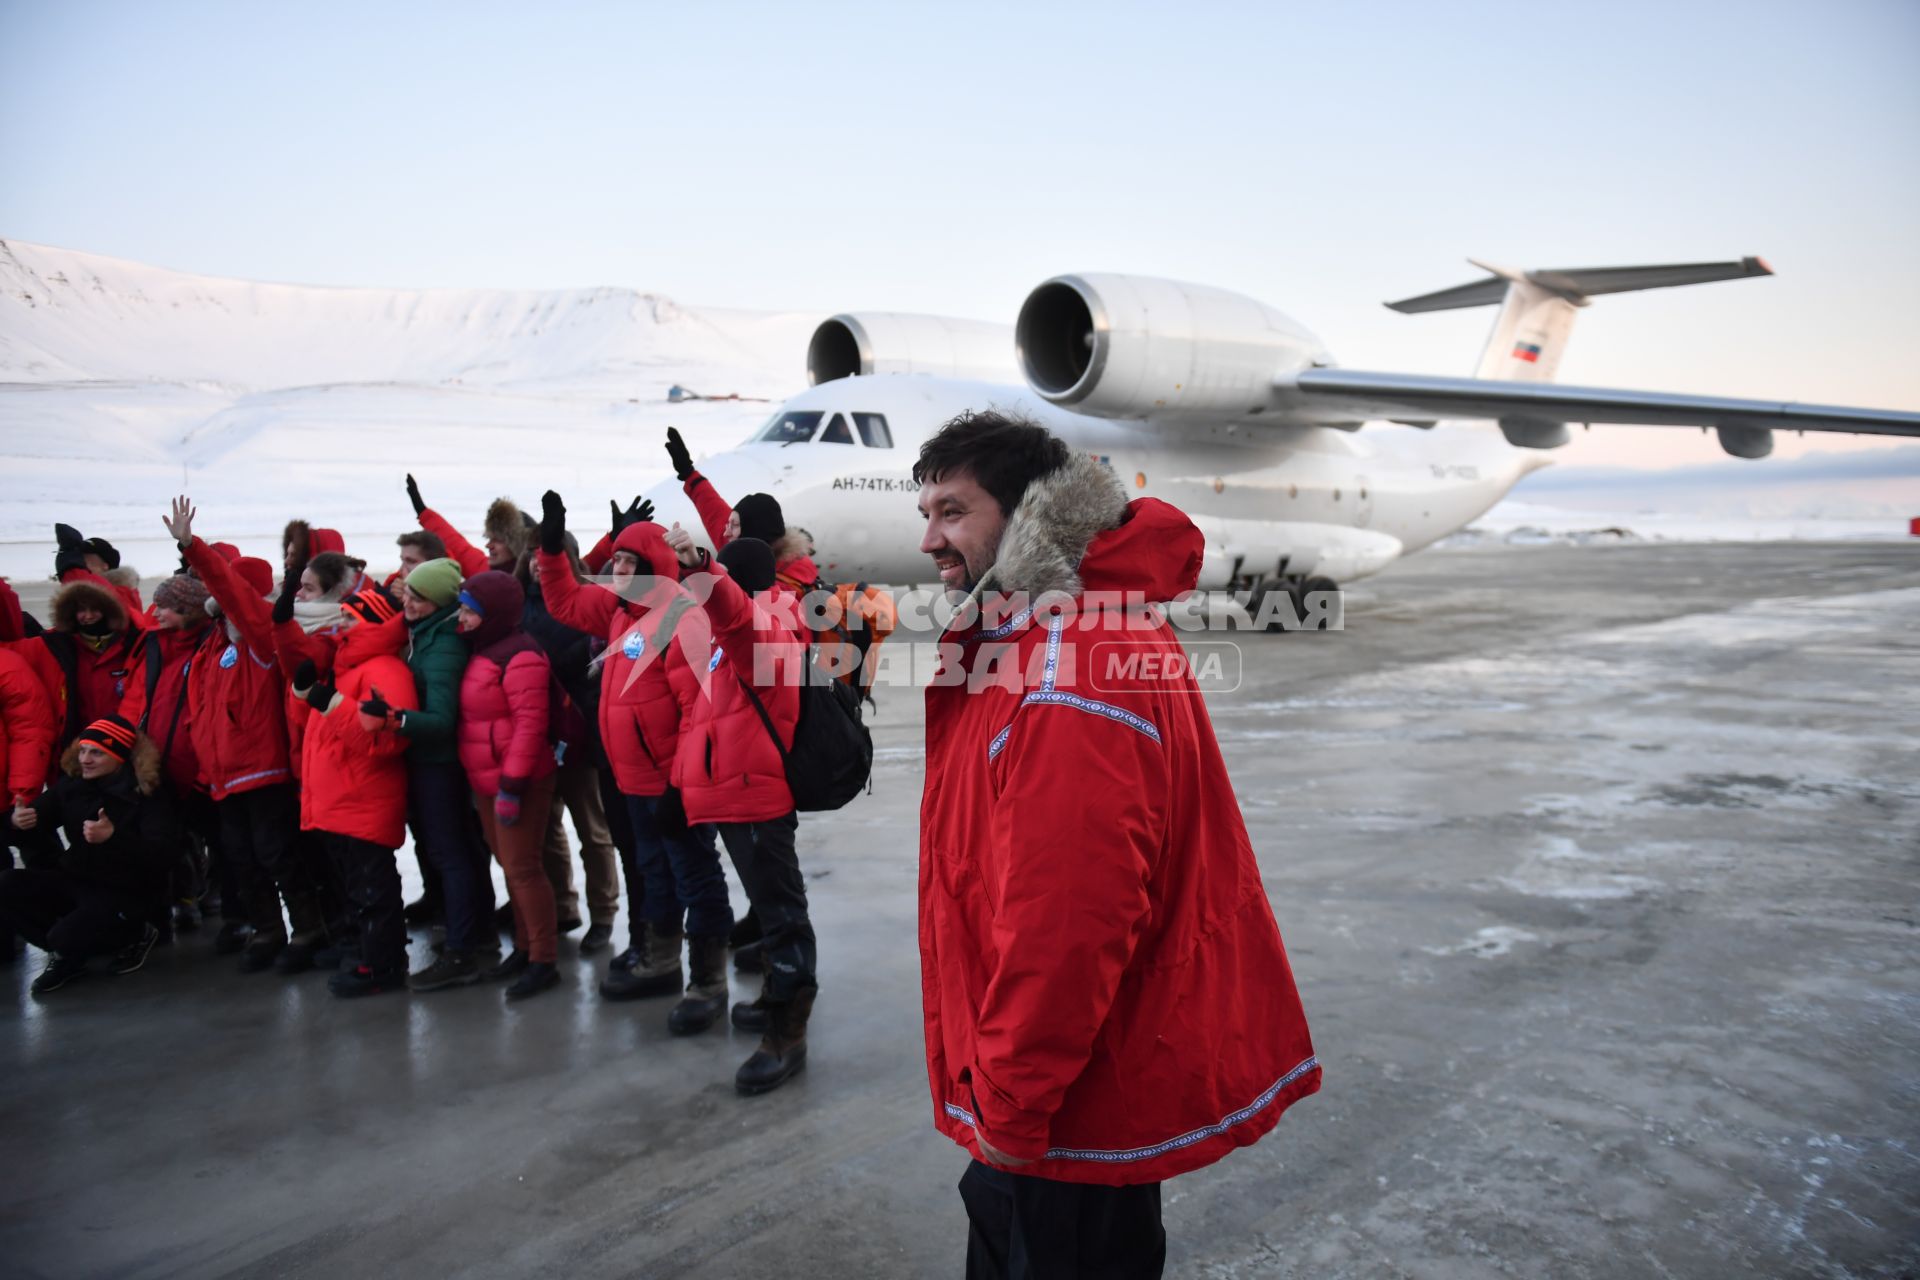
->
[536, 524, 702, 798]
[673, 564, 803, 825]
[117, 623, 211, 793]
[919, 469, 1318, 1186]
[0, 646, 55, 804]
[295, 622, 418, 848]
[418, 508, 490, 578]
[183, 538, 292, 799]
[457, 641, 557, 799]
[683, 472, 819, 600]
[7, 577, 144, 768]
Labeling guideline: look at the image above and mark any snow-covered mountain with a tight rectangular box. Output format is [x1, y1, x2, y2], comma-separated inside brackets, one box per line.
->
[0, 239, 822, 580]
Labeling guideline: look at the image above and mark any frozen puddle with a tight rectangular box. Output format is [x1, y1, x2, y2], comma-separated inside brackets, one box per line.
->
[1423, 926, 1540, 959]
[1496, 835, 1664, 901]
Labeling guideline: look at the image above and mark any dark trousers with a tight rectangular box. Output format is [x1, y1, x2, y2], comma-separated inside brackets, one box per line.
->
[958, 1161, 1165, 1280]
[0, 868, 147, 961]
[175, 788, 218, 911]
[327, 833, 406, 975]
[626, 794, 730, 940]
[300, 825, 347, 938]
[218, 783, 319, 943]
[408, 760, 495, 953]
[715, 812, 813, 999]
[599, 768, 643, 949]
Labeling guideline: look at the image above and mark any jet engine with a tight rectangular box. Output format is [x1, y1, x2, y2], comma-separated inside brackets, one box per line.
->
[1015, 274, 1332, 421]
[806, 313, 1018, 386]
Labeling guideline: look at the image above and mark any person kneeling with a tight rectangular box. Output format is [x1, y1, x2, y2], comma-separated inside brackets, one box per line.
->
[2, 717, 176, 994]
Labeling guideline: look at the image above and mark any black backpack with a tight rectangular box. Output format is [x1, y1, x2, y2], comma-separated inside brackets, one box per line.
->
[739, 647, 873, 812]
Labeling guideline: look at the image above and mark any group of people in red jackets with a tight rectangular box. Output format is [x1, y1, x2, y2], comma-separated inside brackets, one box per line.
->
[0, 429, 829, 1095]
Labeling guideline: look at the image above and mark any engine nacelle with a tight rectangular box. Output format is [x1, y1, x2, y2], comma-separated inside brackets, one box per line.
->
[806, 313, 1019, 386]
[1015, 274, 1332, 421]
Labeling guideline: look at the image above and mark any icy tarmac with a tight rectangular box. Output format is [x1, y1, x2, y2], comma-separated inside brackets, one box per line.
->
[5, 542, 1918, 1278]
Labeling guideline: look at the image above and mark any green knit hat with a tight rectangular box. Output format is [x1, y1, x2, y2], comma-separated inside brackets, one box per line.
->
[406, 557, 464, 608]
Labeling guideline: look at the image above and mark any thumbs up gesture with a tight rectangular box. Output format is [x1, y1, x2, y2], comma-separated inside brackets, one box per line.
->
[664, 521, 700, 568]
[83, 807, 114, 845]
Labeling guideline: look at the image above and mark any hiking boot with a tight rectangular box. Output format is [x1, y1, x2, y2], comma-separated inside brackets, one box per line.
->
[483, 949, 529, 982]
[504, 961, 561, 1001]
[731, 973, 772, 1033]
[239, 937, 285, 973]
[275, 937, 323, 974]
[409, 949, 484, 992]
[733, 939, 766, 974]
[667, 936, 729, 1035]
[329, 964, 405, 998]
[213, 920, 253, 955]
[111, 924, 161, 976]
[32, 953, 87, 995]
[598, 921, 682, 1001]
[728, 907, 762, 950]
[171, 900, 202, 933]
[608, 944, 642, 973]
[579, 921, 615, 955]
[735, 985, 817, 1095]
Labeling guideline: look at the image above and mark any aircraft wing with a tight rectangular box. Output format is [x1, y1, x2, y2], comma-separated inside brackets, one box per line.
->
[1269, 368, 1920, 456]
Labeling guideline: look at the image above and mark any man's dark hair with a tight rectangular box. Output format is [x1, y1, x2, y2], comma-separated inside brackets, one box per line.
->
[912, 409, 1070, 516]
[397, 529, 447, 558]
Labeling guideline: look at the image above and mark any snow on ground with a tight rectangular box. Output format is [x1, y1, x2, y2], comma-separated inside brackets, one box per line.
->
[1448, 498, 1911, 547]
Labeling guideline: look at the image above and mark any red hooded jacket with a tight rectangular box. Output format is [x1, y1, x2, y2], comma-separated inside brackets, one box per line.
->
[536, 524, 703, 798]
[672, 564, 803, 825]
[294, 621, 418, 848]
[0, 646, 55, 804]
[183, 538, 292, 798]
[919, 467, 1318, 1186]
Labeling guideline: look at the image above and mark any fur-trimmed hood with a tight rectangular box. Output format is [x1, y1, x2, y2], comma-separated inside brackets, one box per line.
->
[50, 576, 129, 633]
[971, 453, 1204, 605]
[484, 498, 535, 560]
[60, 732, 163, 795]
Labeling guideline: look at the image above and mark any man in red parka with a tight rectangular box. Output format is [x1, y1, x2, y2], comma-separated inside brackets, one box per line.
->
[913, 411, 1318, 1278]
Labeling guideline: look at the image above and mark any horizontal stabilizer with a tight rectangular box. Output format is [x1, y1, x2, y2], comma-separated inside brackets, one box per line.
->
[1387, 257, 1772, 313]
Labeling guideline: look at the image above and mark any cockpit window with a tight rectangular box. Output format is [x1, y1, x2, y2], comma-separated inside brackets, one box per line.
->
[820, 413, 854, 444]
[853, 412, 893, 448]
[754, 410, 823, 444]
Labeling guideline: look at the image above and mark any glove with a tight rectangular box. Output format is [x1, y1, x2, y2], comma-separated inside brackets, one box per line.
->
[405, 473, 426, 517]
[494, 786, 524, 827]
[293, 658, 318, 693]
[303, 673, 338, 714]
[654, 786, 689, 837]
[272, 571, 300, 624]
[54, 524, 88, 578]
[665, 427, 694, 482]
[609, 496, 654, 537]
[359, 687, 398, 733]
[540, 490, 567, 556]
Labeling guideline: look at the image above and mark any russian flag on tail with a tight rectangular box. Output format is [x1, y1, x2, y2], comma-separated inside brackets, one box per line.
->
[1512, 341, 1543, 363]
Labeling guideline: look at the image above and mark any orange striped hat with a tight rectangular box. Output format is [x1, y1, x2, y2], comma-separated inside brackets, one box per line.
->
[341, 586, 400, 626]
[77, 715, 138, 762]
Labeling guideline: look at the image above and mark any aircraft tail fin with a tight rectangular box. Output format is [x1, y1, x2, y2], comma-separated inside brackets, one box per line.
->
[1385, 256, 1773, 383]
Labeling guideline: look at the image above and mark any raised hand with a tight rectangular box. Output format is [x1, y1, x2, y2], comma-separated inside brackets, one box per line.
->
[664, 521, 701, 568]
[665, 427, 694, 482]
[83, 807, 114, 845]
[161, 496, 196, 547]
[609, 496, 655, 537]
[540, 490, 567, 556]
[406, 473, 427, 517]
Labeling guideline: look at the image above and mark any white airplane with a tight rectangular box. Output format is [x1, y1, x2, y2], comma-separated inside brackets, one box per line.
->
[640, 259, 1920, 620]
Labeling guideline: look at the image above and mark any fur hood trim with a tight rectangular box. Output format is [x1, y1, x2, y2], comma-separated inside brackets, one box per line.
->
[51, 577, 128, 632]
[484, 498, 533, 557]
[283, 519, 312, 562]
[60, 732, 163, 795]
[972, 453, 1129, 602]
[104, 566, 142, 593]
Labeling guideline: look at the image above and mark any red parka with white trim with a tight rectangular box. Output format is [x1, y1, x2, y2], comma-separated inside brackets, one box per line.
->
[919, 458, 1318, 1187]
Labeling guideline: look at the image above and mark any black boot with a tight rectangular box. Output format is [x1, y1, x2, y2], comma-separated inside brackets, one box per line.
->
[727, 906, 762, 950]
[598, 921, 682, 1001]
[730, 973, 770, 1033]
[667, 935, 728, 1035]
[735, 985, 816, 1095]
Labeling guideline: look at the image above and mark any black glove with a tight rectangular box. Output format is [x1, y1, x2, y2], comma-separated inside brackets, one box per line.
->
[53, 523, 88, 577]
[609, 496, 654, 537]
[665, 427, 694, 482]
[272, 571, 299, 624]
[293, 658, 317, 692]
[405, 473, 426, 517]
[304, 672, 337, 714]
[360, 689, 393, 722]
[540, 490, 567, 556]
[655, 786, 689, 837]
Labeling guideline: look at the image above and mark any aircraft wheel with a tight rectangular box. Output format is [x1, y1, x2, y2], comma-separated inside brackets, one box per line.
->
[1251, 579, 1300, 633]
[1298, 576, 1342, 631]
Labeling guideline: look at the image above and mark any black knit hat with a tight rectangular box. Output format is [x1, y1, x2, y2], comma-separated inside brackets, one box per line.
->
[717, 537, 776, 594]
[733, 493, 785, 545]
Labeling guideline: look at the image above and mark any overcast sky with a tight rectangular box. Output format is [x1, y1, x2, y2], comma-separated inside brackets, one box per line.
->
[2, 0, 1915, 468]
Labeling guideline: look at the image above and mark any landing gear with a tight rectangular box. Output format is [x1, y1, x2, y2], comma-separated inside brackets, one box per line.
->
[1236, 576, 1342, 631]
[1250, 578, 1302, 633]
[1297, 576, 1342, 631]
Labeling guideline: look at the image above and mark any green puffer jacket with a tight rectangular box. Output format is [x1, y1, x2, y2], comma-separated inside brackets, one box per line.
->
[397, 604, 469, 766]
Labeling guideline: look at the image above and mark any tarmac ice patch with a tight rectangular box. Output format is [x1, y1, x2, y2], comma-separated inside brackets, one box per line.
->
[1423, 926, 1540, 959]
[1496, 835, 1664, 901]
